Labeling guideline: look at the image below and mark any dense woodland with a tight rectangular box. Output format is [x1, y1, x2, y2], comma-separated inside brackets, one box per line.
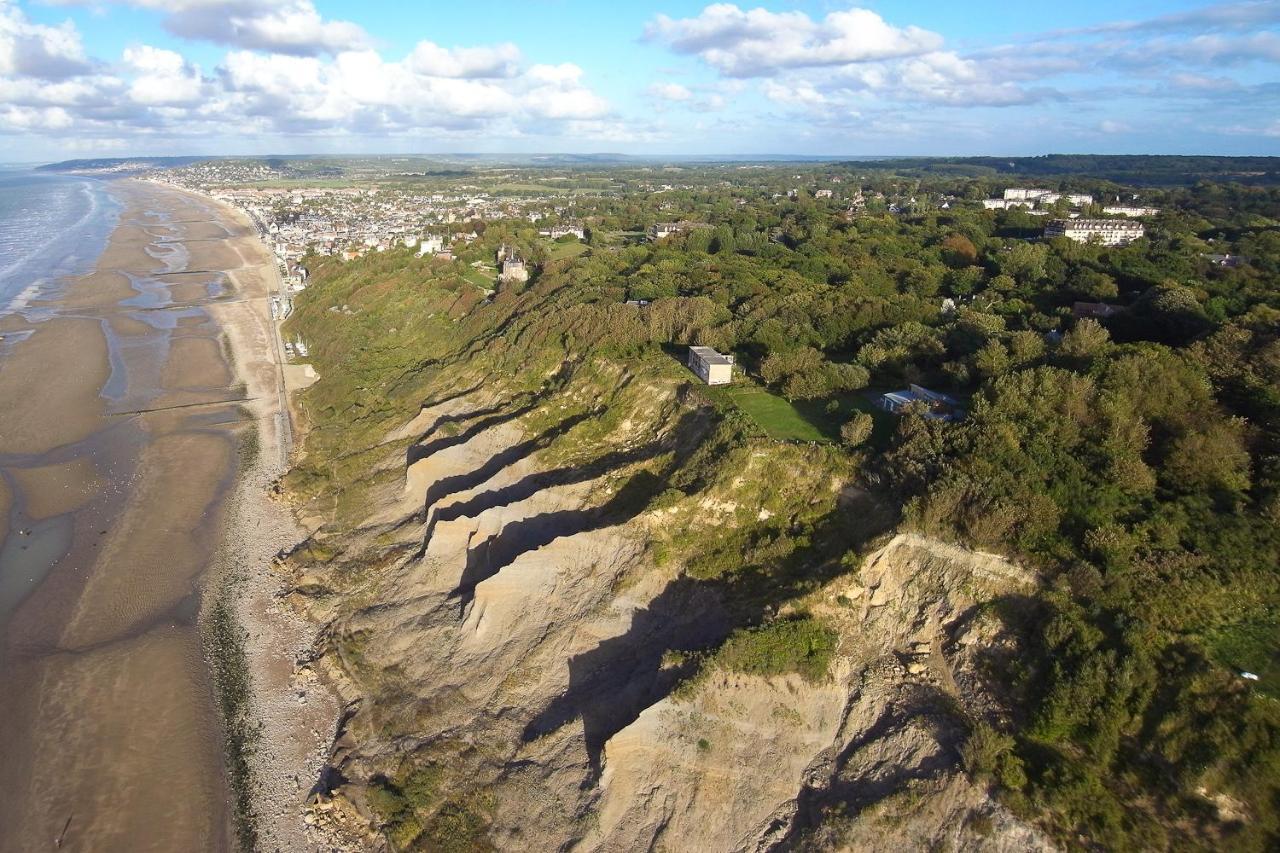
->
[287, 158, 1280, 851]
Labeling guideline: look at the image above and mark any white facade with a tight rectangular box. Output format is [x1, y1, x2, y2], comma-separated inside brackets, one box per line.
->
[415, 235, 445, 257]
[1102, 206, 1160, 217]
[1002, 188, 1094, 206]
[1045, 219, 1145, 246]
[687, 346, 733, 386]
[500, 257, 529, 284]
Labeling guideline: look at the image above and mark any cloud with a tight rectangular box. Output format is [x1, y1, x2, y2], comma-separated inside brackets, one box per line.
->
[0, 0, 90, 79]
[647, 81, 693, 101]
[1054, 0, 1280, 36]
[645, 4, 942, 76]
[0, 1, 610, 144]
[123, 45, 205, 105]
[54, 0, 370, 56]
[407, 41, 521, 78]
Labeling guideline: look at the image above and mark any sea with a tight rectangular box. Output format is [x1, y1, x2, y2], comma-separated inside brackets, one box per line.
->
[0, 169, 121, 314]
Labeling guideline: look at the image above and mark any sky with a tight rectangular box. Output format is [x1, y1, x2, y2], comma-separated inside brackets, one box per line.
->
[1, 0, 1279, 161]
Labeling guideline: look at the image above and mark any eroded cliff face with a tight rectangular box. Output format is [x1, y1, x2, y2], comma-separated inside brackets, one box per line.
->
[281, 361, 1051, 852]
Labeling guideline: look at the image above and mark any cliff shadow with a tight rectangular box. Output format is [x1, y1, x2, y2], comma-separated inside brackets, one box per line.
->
[451, 469, 665, 609]
[405, 361, 576, 465]
[517, 496, 898, 779]
[419, 411, 706, 556]
[776, 683, 966, 848]
[419, 409, 596, 519]
[519, 575, 733, 774]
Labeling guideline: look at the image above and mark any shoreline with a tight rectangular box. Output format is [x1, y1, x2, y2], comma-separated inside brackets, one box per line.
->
[0, 179, 241, 851]
[0, 176, 339, 852]
[179, 182, 344, 852]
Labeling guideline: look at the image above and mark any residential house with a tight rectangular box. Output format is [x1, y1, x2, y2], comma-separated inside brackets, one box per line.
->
[1072, 301, 1124, 320]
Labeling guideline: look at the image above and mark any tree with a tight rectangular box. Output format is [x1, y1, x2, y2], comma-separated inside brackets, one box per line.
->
[1058, 318, 1111, 362]
[1069, 268, 1119, 300]
[1161, 419, 1252, 495]
[942, 233, 979, 267]
[999, 242, 1048, 284]
[840, 412, 874, 448]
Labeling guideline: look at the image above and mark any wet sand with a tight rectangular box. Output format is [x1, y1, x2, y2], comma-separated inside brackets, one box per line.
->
[0, 179, 292, 852]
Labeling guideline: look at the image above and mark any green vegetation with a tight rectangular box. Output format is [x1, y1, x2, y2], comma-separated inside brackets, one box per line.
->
[281, 156, 1280, 851]
[712, 617, 838, 682]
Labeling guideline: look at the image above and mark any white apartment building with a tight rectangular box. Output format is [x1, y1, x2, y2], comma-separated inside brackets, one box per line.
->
[1102, 206, 1160, 217]
[1002, 188, 1094, 206]
[1045, 219, 1145, 246]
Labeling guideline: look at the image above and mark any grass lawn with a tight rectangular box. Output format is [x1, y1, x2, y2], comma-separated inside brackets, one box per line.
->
[547, 240, 589, 261]
[722, 384, 829, 442]
[463, 268, 495, 289]
[709, 381, 897, 447]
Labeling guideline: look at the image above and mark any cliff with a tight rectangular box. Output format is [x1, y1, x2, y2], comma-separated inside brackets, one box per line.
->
[275, 252, 1052, 851]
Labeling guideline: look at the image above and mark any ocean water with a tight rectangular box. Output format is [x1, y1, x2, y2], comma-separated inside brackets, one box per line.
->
[0, 170, 120, 313]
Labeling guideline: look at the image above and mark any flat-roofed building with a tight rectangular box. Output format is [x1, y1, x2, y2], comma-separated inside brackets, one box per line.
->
[687, 346, 733, 385]
[877, 384, 962, 421]
[1102, 205, 1160, 217]
[1045, 218, 1144, 246]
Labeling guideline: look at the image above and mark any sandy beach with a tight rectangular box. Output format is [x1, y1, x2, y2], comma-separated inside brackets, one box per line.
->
[0, 179, 337, 852]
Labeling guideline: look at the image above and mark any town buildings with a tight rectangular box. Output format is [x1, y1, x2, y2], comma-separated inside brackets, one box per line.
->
[650, 221, 713, 241]
[1102, 205, 1160, 217]
[982, 188, 1094, 211]
[1045, 218, 1145, 245]
[687, 346, 733, 386]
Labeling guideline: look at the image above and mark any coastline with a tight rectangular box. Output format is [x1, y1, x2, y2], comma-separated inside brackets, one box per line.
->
[0, 177, 339, 852]
[184, 184, 343, 852]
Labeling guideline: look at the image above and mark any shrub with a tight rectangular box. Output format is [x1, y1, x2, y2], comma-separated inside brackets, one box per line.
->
[713, 617, 837, 683]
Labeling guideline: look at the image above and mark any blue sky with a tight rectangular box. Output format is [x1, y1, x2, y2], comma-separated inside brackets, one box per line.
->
[2, 0, 1278, 160]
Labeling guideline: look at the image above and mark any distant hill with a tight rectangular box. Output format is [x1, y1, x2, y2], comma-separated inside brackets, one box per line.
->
[37, 156, 216, 174]
[836, 154, 1280, 185]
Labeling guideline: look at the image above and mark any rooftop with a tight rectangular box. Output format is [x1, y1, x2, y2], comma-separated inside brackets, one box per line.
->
[689, 345, 733, 365]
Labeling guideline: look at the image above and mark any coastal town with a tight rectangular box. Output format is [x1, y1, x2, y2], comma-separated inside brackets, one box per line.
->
[143, 159, 1162, 314]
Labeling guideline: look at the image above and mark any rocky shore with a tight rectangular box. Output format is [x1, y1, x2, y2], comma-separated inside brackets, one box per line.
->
[193, 187, 345, 852]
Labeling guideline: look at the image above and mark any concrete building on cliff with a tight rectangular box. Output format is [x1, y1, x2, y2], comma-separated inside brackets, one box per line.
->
[687, 346, 733, 385]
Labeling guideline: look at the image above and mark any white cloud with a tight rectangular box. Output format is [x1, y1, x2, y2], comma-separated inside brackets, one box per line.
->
[645, 4, 942, 76]
[0, 0, 611, 144]
[53, 0, 370, 56]
[647, 81, 693, 101]
[0, 0, 90, 79]
[407, 41, 520, 79]
[123, 45, 204, 105]
[761, 78, 827, 107]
